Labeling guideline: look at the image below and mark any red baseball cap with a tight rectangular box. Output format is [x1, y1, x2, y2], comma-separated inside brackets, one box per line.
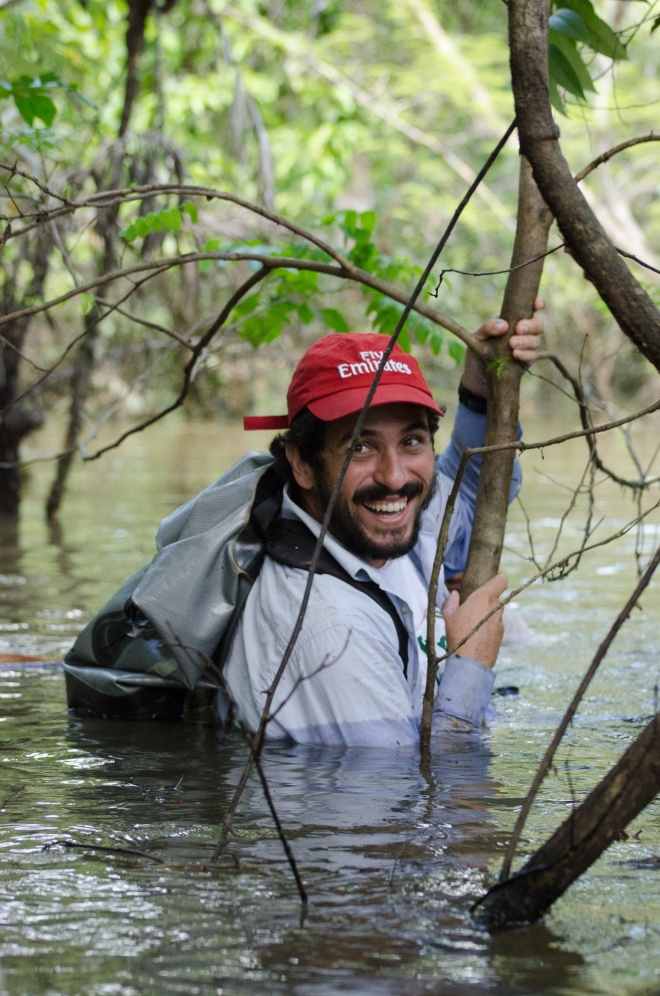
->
[244, 333, 443, 430]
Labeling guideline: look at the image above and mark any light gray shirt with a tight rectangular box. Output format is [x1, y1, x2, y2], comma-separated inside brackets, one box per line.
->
[222, 404, 515, 747]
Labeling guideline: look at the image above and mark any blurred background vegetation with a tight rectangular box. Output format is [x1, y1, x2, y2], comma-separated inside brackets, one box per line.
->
[1, 0, 659, 514]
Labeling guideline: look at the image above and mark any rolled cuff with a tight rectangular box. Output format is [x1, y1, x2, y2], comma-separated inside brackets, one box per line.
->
[433, 654, 496, 730]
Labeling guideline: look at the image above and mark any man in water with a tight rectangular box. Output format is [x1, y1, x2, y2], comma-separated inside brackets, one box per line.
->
[222, 313, 542, 746]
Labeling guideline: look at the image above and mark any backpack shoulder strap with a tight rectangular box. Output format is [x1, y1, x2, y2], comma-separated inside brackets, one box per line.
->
[265, 517, 410, 677]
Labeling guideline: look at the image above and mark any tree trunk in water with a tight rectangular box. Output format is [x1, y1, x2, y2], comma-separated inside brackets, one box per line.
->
[0, 227, 51, 515]
[509, 0, 660, 371]
[45, 307, 99, 521]
[473, 713, 660, 931]
[461, 157, 553, 599]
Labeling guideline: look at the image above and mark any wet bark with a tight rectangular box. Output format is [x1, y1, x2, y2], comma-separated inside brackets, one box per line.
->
[509, 0, 660, 371]
[473, 713, 660, 931]
[461, 157, 553, 598]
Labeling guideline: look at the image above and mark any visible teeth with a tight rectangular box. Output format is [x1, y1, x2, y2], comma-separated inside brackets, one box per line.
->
[364, 499, 407, 514]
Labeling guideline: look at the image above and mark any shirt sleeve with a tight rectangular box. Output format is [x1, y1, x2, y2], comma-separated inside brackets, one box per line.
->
[438, 401, 523, 578]
[433, 654, 496, 732]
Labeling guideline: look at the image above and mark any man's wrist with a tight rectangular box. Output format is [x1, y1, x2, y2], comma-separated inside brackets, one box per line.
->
[458, 382, 488, 415]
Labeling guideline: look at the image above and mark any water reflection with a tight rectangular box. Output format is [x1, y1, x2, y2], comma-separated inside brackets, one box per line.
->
[0, 417, 658, 994]
[8, 708, 588, 996]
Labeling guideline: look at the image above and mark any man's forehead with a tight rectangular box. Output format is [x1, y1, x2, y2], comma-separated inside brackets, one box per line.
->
[325, 403, 433, 442]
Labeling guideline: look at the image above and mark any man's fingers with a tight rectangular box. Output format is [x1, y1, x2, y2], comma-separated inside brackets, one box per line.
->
[473, 318, 508, 341]
[481, 572, 508, 601]
[509, 335, 541, 363]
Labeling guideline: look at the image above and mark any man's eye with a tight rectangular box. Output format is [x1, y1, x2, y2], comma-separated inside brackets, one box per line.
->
[351, 442, 369, 455]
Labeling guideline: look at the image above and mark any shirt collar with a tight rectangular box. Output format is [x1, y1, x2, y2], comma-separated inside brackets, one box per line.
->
[281, 485, 382, 584]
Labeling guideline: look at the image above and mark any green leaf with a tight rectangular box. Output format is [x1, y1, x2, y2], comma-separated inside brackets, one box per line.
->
[80, 293, 94, 316]
[359, 210, 376, 234]
[182, 202, 198, 224]
[137, 216, 158, 236]
[120, 207, 191, 243]
[557, 0, 627, 59]
[14, 93, 56, 127]
[549, 30, 596, 93]
[296, 302, 314, 324]
[321, 308, 351, 333]
[548, 75, 566, 115]
[549, 9, 591, 43]
[548, 43, 586, 100]
[448, 339, 466, 365]
[234, 293, 261, 317]
[341, 209, 358, 236]
[487, 357, 509, 380]
[397, 328, 411, 353]
[162, 208, 182, 232]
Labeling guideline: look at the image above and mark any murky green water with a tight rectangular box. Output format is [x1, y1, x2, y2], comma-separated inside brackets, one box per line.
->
[0, 414, 658, 996]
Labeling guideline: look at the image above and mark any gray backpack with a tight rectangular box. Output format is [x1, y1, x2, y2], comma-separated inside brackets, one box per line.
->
[64, 451, 409, 722]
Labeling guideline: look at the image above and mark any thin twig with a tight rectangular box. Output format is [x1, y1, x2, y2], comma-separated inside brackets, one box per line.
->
[542, 352, 660, 489]
[251, 742, 308, 905]
[82, 266, 271, 460]
[574, 134, 660, 183]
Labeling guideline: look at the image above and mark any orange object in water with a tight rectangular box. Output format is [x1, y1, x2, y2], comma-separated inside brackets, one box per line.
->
[0, 653, 61, 664]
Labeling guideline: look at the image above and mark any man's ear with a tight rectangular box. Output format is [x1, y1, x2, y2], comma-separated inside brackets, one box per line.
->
[285, 443, 316, 492]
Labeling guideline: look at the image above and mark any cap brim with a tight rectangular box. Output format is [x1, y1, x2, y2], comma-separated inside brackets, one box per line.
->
[243, 415, 289, 430]
[308, 383, 443, 421]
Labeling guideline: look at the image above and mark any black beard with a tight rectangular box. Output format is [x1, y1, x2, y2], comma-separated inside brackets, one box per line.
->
[313, 472, 436, 562]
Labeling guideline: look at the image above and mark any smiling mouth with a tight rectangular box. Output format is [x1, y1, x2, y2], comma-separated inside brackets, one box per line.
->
[363, 497, 409, 515]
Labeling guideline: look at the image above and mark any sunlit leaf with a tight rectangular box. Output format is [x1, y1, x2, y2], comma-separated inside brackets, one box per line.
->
[162, 208, 182, 232]
[182, 202, 198, 224]
[359, 210, 376, 234]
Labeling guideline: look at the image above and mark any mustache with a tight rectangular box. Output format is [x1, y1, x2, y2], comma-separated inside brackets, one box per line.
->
[353, 481, 425, 504]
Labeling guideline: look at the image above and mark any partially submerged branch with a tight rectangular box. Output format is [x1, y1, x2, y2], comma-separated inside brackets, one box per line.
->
[473, 711, 660, 932]
[499, 543, 660, 884]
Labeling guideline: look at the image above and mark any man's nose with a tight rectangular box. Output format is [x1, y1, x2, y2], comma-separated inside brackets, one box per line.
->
[373, 449, 407, 491]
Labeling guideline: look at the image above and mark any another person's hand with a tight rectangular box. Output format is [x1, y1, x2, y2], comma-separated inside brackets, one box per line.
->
[441, 573, 507, 669]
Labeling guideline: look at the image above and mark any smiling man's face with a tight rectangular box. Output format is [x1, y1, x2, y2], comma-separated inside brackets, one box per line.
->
[286, 403, 436, 567]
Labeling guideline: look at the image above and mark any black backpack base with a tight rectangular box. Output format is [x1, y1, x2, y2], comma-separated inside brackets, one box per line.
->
[65, 665, 218, 723]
